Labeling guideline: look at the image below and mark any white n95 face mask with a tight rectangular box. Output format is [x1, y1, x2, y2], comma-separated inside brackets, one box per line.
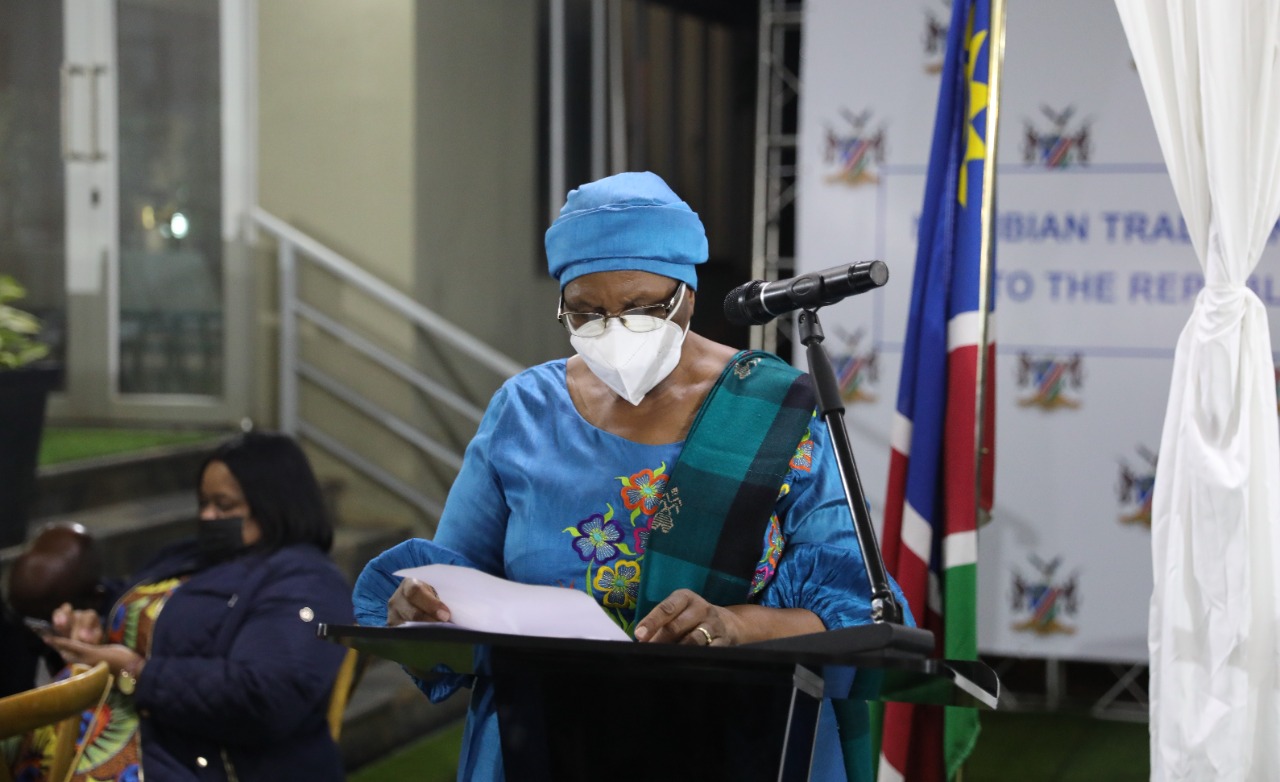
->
[571, 318, 688, 406]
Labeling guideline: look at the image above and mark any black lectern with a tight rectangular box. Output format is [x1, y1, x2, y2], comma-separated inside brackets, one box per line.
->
[320, 622, 998, 781]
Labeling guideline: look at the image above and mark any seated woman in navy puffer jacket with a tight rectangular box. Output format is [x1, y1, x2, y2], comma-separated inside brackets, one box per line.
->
[29, 431, 354, 782]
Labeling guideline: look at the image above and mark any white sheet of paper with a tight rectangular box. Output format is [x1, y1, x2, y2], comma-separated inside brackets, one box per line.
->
[393, 564, 632, 642]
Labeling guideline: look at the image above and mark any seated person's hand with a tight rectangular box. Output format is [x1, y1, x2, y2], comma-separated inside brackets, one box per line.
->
[51, 602, 105, 645]
[634, 589, 742, 646]
[387, 578, 451, 625]
[44, 636, 143, 677]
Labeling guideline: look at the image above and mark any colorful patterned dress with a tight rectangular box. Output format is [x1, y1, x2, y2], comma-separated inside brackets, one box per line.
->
[4, 577, 185, 782]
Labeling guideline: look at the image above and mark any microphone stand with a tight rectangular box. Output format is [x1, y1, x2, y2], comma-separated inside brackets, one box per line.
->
[797, 308, 903, 625]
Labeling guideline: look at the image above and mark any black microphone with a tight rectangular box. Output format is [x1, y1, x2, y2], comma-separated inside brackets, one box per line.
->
[723, 260, 889, 326]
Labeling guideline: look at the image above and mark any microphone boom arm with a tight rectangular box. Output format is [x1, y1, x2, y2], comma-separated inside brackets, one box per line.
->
[797, 307, 904, 625]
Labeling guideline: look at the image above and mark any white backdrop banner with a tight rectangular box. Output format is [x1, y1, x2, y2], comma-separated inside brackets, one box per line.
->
[796, 0, 1280, 663]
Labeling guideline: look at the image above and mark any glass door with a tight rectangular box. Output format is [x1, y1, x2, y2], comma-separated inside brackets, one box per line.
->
[1, 0, 251, 424]
[115, 0, 225, 397]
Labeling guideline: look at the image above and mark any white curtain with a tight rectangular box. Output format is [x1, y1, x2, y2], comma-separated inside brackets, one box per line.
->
[1113, 1, 1280, 779]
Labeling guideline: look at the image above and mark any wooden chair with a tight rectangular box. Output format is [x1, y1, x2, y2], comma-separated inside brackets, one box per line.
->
[0, 661, 112, 782]
[326, 648, 366, 742]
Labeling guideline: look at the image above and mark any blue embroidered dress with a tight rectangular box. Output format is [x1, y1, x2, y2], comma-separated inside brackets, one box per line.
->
[353, 358, 909, 781]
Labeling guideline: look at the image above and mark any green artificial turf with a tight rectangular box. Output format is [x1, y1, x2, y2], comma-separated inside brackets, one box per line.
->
[38, 427, 221, 466]
[347, 720, 463, 782]
[961, 710, 1148, 781]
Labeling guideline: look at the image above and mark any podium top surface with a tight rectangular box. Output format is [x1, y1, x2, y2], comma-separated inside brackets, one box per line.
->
[318, 622, 999, 709]
[320, 621, 933, 671]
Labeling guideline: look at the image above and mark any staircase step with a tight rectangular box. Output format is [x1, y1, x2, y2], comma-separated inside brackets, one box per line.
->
[34, 442, 212, 519]
[339, 657, 467, 771]
[0, 491, 195, 581]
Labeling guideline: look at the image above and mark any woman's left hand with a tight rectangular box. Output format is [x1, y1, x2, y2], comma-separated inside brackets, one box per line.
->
[633, 589, 742, 646]
[44, 637, 144, 676]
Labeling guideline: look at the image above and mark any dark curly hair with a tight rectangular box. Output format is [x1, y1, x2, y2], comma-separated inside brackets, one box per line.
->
[199, 431, 333, 552]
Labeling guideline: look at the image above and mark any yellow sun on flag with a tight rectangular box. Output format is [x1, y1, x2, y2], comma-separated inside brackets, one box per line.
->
[957, 20, 989, 209]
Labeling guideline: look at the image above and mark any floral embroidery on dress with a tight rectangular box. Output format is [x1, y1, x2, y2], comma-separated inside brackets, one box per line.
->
[594, 560, 641, 608]
[571, 513, 625, 563]
[620, 467, 669, 516]
[633, 524, 651, 556]
[750, 514, 786, 596]
[750, 480, 794, 596]
[564, 464, 669, 632]
[789, 429, 815, 472]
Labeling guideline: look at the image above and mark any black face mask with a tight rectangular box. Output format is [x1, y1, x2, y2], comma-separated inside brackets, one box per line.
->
[196, 516, 248, 564]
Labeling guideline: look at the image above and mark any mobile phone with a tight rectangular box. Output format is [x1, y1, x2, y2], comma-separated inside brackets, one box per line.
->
[21, 617, 54, 636]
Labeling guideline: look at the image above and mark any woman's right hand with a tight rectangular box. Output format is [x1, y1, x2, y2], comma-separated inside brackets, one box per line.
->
[386, 578, 452, 626]
[50, 602, 105, 645]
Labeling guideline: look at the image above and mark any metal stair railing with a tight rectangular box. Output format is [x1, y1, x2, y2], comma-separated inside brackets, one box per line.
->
[251, 208, 525, 520]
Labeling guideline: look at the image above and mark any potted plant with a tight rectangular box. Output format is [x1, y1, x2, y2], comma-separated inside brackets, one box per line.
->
[0, 274, 61, 548]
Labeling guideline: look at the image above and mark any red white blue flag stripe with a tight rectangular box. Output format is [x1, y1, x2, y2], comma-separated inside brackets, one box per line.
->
[877, 0, 997, 779]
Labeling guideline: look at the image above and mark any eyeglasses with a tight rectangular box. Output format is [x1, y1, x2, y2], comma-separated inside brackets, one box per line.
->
[557, 283, 687, 338]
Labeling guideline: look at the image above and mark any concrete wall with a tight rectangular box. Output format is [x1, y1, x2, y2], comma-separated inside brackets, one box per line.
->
[258, 1, 417, 282]
[256, 2, 563, 532]
[413, 3, 563, 367]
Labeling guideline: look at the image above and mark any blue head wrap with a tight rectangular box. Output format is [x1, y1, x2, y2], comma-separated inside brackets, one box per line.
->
[545, 171, 708, 290]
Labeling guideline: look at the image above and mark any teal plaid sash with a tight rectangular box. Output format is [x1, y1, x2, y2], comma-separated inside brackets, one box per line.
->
[635, 350, 816, 619]
[634, 350, 876, 780]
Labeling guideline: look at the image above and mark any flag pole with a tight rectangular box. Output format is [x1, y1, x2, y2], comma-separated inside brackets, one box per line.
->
[974, 0, 1006, 528]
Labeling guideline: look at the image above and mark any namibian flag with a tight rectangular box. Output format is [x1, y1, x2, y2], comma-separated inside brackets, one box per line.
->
[876, 0, 1000, 780]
